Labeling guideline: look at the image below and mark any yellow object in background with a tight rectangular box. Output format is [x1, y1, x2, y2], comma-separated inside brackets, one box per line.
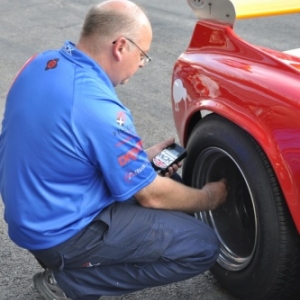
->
[232, 0, 300, 19]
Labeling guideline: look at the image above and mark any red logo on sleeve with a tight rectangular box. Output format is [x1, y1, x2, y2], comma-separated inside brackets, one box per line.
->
[118, 141, 143, 167]
[45, 58, 59, 70]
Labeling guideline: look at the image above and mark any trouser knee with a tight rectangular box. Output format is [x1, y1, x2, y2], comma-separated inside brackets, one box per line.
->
[176, 222, 220, 273]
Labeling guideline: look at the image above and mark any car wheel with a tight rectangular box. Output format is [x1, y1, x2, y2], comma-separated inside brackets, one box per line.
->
[183, 114, 300, 300]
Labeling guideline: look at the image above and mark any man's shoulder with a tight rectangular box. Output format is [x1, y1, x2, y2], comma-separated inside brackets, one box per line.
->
[74, 68, 117, 103]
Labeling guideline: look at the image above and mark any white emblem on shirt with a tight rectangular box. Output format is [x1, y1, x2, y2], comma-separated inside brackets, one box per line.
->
[63, 43, 74, 55]
[116, 117, 125, 126]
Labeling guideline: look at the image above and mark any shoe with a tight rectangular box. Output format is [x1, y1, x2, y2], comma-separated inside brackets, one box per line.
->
[33, 269, 72, 300]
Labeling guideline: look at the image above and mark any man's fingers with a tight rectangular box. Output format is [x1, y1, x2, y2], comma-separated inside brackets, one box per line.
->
[220, 178, 229, 192]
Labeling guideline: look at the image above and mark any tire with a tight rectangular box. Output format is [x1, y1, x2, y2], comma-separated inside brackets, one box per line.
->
[183, 114, 300, 300]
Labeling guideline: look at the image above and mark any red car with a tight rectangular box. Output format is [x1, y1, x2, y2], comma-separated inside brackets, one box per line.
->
[171, 0, 300, 299]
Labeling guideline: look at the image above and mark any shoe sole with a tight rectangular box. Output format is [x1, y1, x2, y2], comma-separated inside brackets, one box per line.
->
[33, 272, 66, 300]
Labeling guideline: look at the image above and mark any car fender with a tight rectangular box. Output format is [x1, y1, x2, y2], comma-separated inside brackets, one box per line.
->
[172, 21, 300, 231]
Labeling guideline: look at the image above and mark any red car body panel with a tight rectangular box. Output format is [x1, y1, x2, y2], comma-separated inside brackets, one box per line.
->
[172, 20, 300, 232]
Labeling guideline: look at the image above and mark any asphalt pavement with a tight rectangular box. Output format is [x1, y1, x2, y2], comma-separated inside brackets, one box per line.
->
[0, 0, 299, 299]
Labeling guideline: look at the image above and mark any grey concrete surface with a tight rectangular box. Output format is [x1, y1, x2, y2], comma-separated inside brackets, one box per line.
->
[0, 0, 299, 299]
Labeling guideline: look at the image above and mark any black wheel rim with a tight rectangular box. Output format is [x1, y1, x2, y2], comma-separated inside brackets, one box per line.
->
[192, 147, 257, 271]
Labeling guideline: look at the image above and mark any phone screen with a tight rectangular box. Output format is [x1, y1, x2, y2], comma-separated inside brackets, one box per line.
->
[152, 143, 187, 172]
[153, 148, 178, 169]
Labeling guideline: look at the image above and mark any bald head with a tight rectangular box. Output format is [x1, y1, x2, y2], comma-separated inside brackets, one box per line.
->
[80, 0, 151, 44]
[77, 0, 153, 86]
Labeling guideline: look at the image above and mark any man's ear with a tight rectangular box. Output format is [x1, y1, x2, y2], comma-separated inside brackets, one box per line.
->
[112, 38, 127, 62]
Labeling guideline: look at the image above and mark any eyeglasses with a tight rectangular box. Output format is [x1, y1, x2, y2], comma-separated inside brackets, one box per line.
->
[112, 37, 151, 65]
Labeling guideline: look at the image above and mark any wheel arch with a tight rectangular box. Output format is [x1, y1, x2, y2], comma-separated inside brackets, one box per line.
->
[183, 108, 300, 233]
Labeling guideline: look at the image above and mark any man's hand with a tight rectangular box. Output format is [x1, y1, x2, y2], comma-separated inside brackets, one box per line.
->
[162, 161, 183, 178]
[145, 138, 185, 177]
[145, 137, 175, 161]
[202, 179, 228, 210]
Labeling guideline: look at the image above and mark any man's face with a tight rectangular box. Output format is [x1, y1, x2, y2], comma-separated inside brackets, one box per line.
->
[119, 26, 152, 85]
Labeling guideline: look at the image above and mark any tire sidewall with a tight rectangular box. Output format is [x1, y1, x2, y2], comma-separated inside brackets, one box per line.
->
[183, 115, 282, 297]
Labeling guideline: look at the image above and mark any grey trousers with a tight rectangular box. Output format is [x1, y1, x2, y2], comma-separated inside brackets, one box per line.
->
[31, 199, 220, 300]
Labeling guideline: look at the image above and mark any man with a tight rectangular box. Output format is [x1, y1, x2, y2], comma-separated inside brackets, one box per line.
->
[0, 1, 227, 299]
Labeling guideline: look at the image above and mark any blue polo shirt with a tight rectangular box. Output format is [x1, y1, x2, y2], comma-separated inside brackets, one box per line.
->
[0, 41, 156, 250]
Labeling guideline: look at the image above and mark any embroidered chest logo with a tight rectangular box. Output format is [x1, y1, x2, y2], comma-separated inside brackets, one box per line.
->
[45, 58, 59, 71]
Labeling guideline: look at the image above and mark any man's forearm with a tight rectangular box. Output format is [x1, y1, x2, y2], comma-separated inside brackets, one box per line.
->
[135, 175, 227, 213]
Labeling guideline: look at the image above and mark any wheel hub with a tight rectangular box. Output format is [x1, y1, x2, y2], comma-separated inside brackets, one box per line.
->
[193, 147, 257, 271]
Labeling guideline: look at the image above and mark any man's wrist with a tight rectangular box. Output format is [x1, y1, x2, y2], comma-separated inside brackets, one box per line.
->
[202, 187, 213, 211]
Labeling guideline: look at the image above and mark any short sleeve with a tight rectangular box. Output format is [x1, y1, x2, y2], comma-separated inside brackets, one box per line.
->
[71, 73, 156, 201]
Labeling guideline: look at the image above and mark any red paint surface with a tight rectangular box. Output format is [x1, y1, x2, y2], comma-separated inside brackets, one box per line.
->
[172, 20, 300, 231]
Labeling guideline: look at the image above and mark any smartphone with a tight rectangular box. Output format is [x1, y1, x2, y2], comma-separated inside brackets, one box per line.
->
[151, 143, 187, 175]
